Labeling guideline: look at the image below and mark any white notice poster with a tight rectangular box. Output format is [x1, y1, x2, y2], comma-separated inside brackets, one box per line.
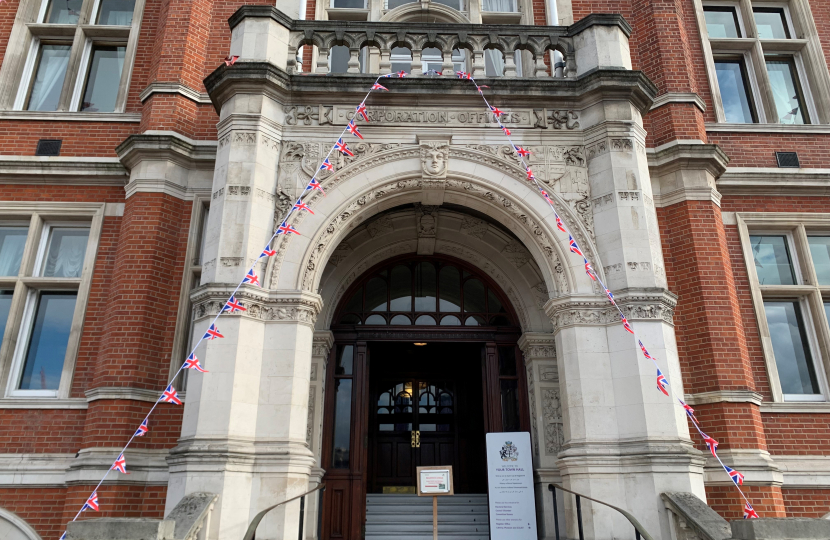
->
[486, 432, 538, 539]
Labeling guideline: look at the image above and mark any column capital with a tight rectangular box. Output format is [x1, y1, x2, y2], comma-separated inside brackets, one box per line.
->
[191, 285, 323, 326]
[544, 289, 677, 331]
[518, 332, 557, 361]
[312, 331, 335, 359]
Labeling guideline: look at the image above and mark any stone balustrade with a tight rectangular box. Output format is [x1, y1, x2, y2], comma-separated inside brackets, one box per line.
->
[226, 6, 617, 78]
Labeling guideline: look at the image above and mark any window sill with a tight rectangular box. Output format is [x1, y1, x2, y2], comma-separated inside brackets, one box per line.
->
[0, 397, 88, 409]
[706, 122, 830, 134]
[760, 401, 830, 413]
[0, 110, 141, 122]
[326, 7, 369, 20]
[481, 11, 522, 24]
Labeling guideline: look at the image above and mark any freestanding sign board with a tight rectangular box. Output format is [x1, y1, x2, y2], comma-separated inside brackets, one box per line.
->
[485, 432, 538, 539]
[417, 466, 454, 540]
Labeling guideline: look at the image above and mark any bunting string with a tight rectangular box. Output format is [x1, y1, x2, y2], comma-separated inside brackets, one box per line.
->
[61, 66, 756, 538]
[453, 69, 758, 520]
[59, 70, 405, 539]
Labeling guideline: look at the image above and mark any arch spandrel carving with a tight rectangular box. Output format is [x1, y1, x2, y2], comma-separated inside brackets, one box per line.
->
[265, 142, 604, 301]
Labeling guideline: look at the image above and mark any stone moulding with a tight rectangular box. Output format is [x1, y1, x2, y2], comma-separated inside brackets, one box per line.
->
[544, 289, 677, 330]
[190, 286, 322, 325]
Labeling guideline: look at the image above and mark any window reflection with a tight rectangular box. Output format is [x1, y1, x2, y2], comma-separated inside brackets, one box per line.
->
[0, 227, 28, 276]
[765, 301, 820, 395]
[332, 379, 352, 468]
[704, 6, 741, 38]
[18, 291, 77, 390]
[439, 266, 461, 312]
[715, 58, 756, 123]
[809, 237, 830, 285]
[750, 235, 796, 285]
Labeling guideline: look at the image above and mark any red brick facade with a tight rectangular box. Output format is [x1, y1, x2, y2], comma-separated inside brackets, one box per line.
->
[1, 0, 829, 536]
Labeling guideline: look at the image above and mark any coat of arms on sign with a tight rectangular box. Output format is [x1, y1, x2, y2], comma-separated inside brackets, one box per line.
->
[500, 441, 519, 461]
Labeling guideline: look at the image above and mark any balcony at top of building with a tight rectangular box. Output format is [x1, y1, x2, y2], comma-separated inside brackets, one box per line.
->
[204, 7, 655, 106]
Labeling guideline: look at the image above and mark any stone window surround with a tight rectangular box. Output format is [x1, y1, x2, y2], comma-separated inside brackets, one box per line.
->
[692, 0, 830, 125]
[0, 0, 146, 115]
[736, 212, 830, 404]
[169, 195, 210, 389]
[0, 202, 105, 401]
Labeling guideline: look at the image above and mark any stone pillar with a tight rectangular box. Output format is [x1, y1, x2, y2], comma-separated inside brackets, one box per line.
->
[303, 331, 334, 539]
[547, 15, 706, 540]
[519, 332, 565, 540]
[166, 13, 320, 540]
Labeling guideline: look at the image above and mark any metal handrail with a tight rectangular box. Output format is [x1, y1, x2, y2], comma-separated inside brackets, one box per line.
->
[548, 484, 654, 540]
[242, 484, 326, 540]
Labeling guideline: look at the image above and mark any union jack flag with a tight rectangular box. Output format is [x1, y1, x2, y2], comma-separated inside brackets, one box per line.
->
[243, 269, 260, 286]
[657, 368, 669, 396]
[724, 465, 745, 486]
[541, 190, 551, 203]
[397, 70, 407, 77]
[203, 323, 224, 340]
[456, 71, 468, 79]
[335, 138, 354, 156]
[744, 502, 758, 519]
[160, 385, 182, 405]
[605, 288, 615, 304]
[260, 245, 276, 258]
[306, 179, 325, 194]
[584, 259, 596, 281]
[702, 432, 718, 457]
[356, 103, 369, 122]
[639, 340, 652, 359]
[568, 235, 583, 256]
[501, 126, 511, 136]
[224, 55, 239, 66]
[679, 399, 698, 423]
[112, 453, 128, 474]
[555, 214, 567, 233]
[347, 120, 363, 139]
[277, 222, 300, 236]
[490, 105, 504, 117]
[320, 158, 333, 171]
[620, 314, 634, 334]
[293, 200, 314, 214]
[135, 418, 149, 437]
[514, 145, 531, 157]
[476, 85, 489, 94]
[184, 353, 208, 373]
[222, 295, 246, 314]
[526, 168, 535, 181]
[82, 491, 99, 512]
[371, 83, 388, 91]
[60, 532, 66, 540]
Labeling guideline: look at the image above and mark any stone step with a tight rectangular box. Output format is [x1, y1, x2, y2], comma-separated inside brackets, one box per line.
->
[365, 494, 490, 539]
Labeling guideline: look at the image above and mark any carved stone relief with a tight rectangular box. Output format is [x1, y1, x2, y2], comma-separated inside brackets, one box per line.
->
[420, 141, 449, 179]
[366, 215, 393, 238]
[307, 387, 315, 445]
[416, 204, 438, 255]
[460, 216, 488, 239]
[502, 239, 531, 268]
[543, 388, 564, 455]
[191, 290, 320, 326]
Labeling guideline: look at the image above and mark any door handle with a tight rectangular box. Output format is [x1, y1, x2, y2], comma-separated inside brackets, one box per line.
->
[411, 430, 416, 447]
[415, 430, 421, 448]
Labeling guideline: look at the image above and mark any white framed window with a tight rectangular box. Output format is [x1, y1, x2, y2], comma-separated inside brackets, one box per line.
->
[0, 0, 145, 114]
[737, 213, 830, 403]
[0, 204, 104, 399]
[695, 0, 828, 125]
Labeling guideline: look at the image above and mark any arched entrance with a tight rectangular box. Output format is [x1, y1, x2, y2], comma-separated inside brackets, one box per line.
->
[319, 254, 531, 540]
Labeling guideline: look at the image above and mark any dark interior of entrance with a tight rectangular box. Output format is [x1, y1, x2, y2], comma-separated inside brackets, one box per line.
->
[369, 342, 487, 494]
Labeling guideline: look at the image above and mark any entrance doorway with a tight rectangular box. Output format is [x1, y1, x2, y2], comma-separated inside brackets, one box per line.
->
[369, 342, 487, 494]
[319, 255, 529, 540]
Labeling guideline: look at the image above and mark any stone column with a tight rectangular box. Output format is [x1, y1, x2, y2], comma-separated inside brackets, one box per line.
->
[519, 332, 565, 540]
[166, 13, 320, 540]
[303, 331, 334, 539]
[546, 15, 706, 540]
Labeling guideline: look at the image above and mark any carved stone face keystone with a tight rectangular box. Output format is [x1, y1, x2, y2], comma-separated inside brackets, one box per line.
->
[420, 141, 449, 178]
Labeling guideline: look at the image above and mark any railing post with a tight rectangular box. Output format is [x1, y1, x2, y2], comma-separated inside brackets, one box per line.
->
[548, 485, 560, 540]
[636, 529, 641, 540]
[298, 494, 306, 540]
[575, 494, 584, 540]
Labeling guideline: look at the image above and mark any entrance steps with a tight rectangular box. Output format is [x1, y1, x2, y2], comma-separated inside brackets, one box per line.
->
[365, 494, 490, 539]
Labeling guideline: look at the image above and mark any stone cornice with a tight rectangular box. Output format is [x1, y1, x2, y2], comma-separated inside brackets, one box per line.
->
[684, 390, 763, 407]
[191, 285, 323, 325]
[647, 141, 730, 179]
[717, 167, 830, 196]
[649, 92, 706, 113]
[204, 63, 656, 115]
[544, 289, 677, 330]
[139, 82, 212, 104]
[116, 132, 218, 171]
[85, 386, 161, 403]
[0, 156, 128, 186]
